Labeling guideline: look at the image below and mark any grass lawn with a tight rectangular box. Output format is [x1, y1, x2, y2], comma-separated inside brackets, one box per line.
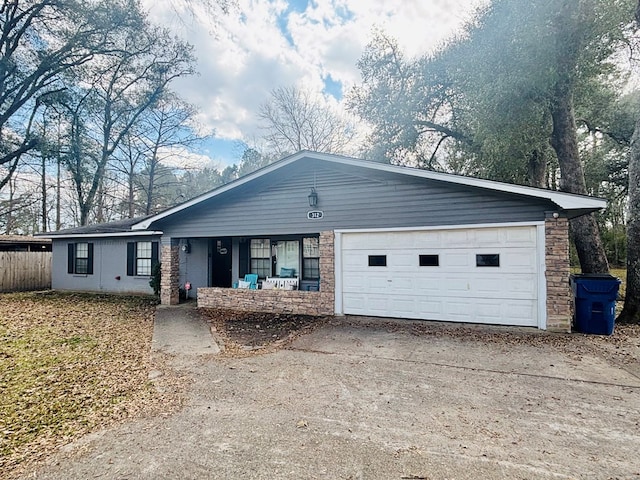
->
[0, 292, 179, 479]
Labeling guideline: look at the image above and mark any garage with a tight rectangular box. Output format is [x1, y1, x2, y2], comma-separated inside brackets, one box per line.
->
[339, 224, 543, 327]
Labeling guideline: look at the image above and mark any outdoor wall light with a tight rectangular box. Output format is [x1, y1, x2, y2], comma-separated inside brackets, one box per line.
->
[308, 187, 318, 207]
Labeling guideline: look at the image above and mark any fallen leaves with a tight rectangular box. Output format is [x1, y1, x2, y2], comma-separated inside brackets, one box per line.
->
[200, 308, 330, 358]
[0, 291, 184, 479]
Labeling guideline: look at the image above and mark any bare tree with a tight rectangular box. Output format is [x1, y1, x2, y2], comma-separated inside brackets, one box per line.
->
[61, 18, 195, 225]
[137, 95, 207, 215]
[0, 0, 146, 189]
[258, 86, 357, 157]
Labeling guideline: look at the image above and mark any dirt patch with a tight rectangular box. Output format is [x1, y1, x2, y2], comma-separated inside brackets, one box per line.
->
[200, 308, 331, 357]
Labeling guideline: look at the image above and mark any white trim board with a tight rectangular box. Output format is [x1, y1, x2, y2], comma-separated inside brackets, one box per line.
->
[39, 231, 163, 239]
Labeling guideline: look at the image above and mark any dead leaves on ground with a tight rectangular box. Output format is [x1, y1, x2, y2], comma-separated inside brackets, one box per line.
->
[200, 308, 330, 358]
[0, 292, 183, 479]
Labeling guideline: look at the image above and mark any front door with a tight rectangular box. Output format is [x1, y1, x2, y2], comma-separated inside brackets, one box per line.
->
[211, 238, 232, 287]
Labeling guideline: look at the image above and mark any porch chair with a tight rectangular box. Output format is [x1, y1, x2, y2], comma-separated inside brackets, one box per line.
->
[244, 273, 258, 289]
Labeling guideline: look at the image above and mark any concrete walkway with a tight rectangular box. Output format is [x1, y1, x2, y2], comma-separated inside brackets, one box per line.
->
[151, 301, 220, 356]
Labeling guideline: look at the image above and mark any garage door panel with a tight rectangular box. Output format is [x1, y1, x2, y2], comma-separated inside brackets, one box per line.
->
[442, 252, 471, 268]
[505, 227, 537, 245]
[416, 297, 445, 316]
[341, 226, 540, 327]
[441, 230, 472, 246]
[390, 297, 417, 315]
[475, 229, 501, 244]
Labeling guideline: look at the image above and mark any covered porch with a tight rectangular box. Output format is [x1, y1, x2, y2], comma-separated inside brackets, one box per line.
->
[160, 231, 335, 316]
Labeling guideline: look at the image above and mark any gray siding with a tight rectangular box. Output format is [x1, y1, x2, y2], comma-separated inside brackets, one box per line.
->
[177, 238, 209, 297]
[52, 236, 159, 294]
[156, 158, 555, 238]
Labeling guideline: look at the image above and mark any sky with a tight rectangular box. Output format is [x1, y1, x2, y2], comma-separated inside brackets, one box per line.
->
[143, 0, 487, 169]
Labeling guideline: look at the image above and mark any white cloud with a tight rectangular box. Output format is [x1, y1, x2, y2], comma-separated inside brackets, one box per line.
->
[156, 145, 220, 170]
[144, 0, 486, 159]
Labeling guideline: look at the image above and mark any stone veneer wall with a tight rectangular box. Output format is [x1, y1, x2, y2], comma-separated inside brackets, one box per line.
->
[197, 288, 332, 316]
[545, 216, 572, 332]
[197, 230, 335, 316]
[160, 244, 180, 305]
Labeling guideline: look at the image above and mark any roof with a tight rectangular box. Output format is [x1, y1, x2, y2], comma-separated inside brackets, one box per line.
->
[0, 235, 51, 245]
[132, 150, 606, 230]
[37, 216, 161, 239]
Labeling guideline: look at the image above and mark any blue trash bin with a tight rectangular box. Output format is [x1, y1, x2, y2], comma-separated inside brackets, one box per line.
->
[569, 274, 621, 335]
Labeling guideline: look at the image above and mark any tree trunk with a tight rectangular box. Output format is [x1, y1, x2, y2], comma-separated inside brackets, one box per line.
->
[5, 179, 15, 234]
[128, 169, 135, 218]
[617, 117, 640, 323]
[145, 150, 158, 216]
[527, 149, 547, 188]
[550, 85, 609, 274]
[56, 154, 61, 230]
[41, 153, 47, 232]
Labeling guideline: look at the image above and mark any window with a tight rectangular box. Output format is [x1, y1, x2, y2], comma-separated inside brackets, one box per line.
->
[419, 254, 439, 266]
[476, 254, 500, 267]
[303, 237, 320, 280]
[250, 239, 271, 278]
[368, 255, 387, 267]
[275, 240, 299, 277]
[127, 241, 159, 276]
[136, 242, 152, 276]
[67, 242, 94, 275]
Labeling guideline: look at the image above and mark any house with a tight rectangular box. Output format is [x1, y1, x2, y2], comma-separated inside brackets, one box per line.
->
[42, 151, 606, 331]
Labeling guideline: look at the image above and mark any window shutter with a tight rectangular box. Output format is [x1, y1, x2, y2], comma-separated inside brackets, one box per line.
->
[127, 242, 135, 276]
[239, 240, 249, 278]
[151, 241, 159, 267]
[67, 243, 75, 274]
[86, 243, 94, 275]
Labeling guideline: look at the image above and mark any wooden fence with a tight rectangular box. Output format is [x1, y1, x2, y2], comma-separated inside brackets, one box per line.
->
[0, 251, 52, 292]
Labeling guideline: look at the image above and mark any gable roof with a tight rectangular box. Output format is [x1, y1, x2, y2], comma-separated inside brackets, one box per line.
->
[132, 150, 606, 231]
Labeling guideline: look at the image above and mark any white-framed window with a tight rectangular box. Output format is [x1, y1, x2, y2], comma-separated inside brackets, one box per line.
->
[127, 241, 159, 276]
[67, 242, 93, 275]
[302, 237, 320, 280]
[136, 241, 152, 276]
[250, 239, 271, 278]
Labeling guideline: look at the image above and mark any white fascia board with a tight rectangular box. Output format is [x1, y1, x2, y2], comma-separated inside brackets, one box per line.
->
[39, 230, 163, 239]
[132, 151, 606, 231]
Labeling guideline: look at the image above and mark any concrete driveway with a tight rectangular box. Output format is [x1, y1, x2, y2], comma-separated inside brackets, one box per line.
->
[25, 316, 640, 479]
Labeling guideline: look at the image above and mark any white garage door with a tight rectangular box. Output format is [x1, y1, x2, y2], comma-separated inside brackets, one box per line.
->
[340, 226, 541, 327]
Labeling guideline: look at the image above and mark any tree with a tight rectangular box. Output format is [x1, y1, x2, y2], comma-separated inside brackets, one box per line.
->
[349, 0, 636, 274]
[619, 114, 640, 323]
[111, 93, 209, 216]
[0, 0, 147, 189]
[617, 1, 640, 324]
[258, 86, 358, 157]
[348, 31, 474, 169]
[60, 13, 195, 225]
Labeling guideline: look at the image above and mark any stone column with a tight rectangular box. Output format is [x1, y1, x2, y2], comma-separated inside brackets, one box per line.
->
[318, 230, 335, 315]
[160, 241, 180, 305]
[545, 214, 572, 332]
